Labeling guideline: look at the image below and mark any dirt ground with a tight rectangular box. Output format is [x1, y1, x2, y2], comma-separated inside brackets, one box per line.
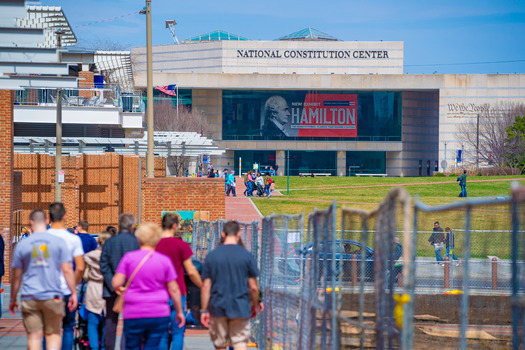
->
[339, 293, 513, 349]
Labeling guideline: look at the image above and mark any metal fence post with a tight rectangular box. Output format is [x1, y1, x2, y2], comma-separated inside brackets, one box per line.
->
[444, 257, 450, 289]
[491, 257, 498, 290]
[459, 206, 472, 350]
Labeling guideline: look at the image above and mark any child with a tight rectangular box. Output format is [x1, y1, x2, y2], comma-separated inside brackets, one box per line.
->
[84, 231, 112, 350]
[267, 181, 275, 198]
[445, 227, 461, 266]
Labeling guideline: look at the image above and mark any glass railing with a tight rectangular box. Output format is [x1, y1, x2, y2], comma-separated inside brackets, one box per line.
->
[14, 86, 145, 113]
[222, 134, 402, 142]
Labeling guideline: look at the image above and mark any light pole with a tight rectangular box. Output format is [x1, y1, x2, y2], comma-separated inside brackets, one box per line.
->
[55, 28, 63, 202]
[145, 0, 154, 178]
[286, 150, 290, 196]
[476, 113, 480, 170]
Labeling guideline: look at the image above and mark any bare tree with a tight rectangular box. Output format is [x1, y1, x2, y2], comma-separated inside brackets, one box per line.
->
[457, 101, 525, 175]
[148, 100, 208, 176]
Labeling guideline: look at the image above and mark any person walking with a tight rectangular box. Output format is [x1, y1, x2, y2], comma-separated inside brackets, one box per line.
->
[457, 170, 467, 197]
[200, 221, 261, 350]
[157, 213, 203, 350]
[428, 221, 445, 265]
[263, 173, 271, 197]
[221, 169, 229, 194]
[391, 237, 403, 284]
[84, 231, 112, 350]
[112, 223, 185, 350]
[100, 214, 140, 350]
[47, 203, 85, 350]
[9, 209, 78, 350]
[226, 170, 237, 197]
[445, 227, 461, 266]
[76, 220, 98, 255]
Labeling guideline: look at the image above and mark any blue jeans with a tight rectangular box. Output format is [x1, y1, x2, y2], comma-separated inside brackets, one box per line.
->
[264, 184, 270, 196]
[87, 311, 106, 350]
[434, 244, 444, 262]
[460, 184, 467, 197]
[446, 246, 459, 261]
[124, 317, 169, 350]
[158, 296, 186, 350]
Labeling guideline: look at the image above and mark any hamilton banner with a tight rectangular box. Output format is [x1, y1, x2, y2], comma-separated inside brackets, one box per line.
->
[261, 93, 358, 138]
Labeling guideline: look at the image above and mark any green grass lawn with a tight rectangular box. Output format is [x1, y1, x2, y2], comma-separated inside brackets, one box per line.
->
[251, 175, 525, 258]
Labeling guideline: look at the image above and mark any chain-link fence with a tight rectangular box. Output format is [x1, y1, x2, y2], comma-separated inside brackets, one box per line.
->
[192, 184, 525, 349]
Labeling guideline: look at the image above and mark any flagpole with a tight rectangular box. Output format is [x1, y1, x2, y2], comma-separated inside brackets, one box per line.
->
[176, 85, 179, 119]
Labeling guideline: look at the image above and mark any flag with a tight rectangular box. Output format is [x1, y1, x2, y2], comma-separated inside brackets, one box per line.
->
[155, 84, 177, 96]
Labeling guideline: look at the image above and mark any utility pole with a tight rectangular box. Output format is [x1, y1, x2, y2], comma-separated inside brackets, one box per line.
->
[145, 0, 154, 178]
[286, 150, 290, 196]
[55, 29, 63, 202]
[476, 113, 480, 170]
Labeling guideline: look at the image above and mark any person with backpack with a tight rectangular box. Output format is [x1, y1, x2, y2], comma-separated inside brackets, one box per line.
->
[445, 227, 461, 266]
[84, 231, 112, 350]
[226, 170, 237, 197]
[457, 170, 467, 197]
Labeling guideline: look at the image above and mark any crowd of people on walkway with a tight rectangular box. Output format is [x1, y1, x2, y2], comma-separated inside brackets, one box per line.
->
[221, 167, 276, 198]
[8, 202, 261, 350]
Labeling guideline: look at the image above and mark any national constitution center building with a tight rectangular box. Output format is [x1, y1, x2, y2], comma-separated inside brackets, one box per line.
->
[132, 28, 525, 177]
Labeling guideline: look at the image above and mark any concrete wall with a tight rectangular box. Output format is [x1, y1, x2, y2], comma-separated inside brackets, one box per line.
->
[132, 40, 404, 75]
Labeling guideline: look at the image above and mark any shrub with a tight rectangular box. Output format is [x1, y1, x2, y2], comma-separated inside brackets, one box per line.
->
[448, 173, 459, 177]
[433, 172, 446, 177]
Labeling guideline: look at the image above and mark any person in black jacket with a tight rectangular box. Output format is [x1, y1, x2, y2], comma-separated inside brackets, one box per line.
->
[100, 214, 140, 350]
[428, 221, 445, 265]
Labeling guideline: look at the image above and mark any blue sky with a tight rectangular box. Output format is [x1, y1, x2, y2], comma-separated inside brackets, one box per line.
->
[43, 0, 525, 74]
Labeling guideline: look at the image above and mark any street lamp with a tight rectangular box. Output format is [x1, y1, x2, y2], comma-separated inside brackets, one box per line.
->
[476, 113, 480, 170]
[143, 0, 154, 178]
[55, 28, 63, 202]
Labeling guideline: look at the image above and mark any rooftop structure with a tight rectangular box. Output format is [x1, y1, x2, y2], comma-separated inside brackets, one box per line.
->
[277, 27, 339, 41]
[94, 51, 134, 92]
[14, 132, 225, 157]
[184, 30, 248, 42]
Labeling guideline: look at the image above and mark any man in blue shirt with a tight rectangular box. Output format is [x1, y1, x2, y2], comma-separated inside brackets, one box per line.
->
[200, 221, 260, 350]
[76, 220, 97, 254]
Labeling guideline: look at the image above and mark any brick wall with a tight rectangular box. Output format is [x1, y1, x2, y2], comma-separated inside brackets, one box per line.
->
[78, 71, 94, 98]
[141, 178, 225, 224]
[0, 90, 13, 284]
[14, 153, 166, 234]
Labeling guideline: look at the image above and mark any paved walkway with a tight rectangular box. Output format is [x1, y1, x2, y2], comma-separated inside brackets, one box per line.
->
[225, 178, 263, 224]
[0, 285, 214, 349]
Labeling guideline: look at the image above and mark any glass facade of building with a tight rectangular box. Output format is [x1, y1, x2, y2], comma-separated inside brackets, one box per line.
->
[346, 151, 386, 175]
[222, 90, 402, 141]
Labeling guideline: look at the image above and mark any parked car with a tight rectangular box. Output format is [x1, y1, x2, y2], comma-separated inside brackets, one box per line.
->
[277, 239, 375, 281]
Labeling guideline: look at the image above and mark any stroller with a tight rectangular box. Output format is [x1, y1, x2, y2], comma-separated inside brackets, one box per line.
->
[74, 282, 90, 350]
[255, 183, 265, 197]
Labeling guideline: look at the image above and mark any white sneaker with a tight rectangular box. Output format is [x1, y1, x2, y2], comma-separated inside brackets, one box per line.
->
[456, 261, 461, 267]
[440, 263, 445, 267]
